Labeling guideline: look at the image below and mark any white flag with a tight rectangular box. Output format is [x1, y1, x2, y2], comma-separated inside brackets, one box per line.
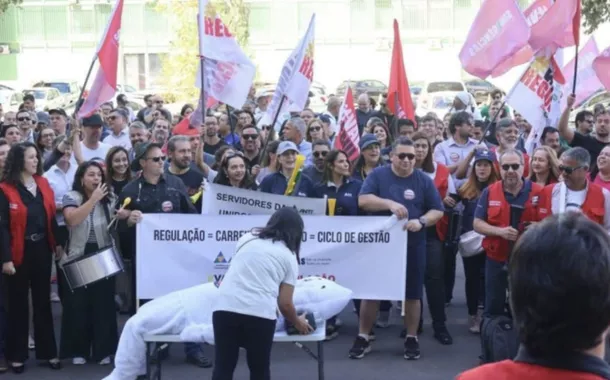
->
[261, 14, 316, 130]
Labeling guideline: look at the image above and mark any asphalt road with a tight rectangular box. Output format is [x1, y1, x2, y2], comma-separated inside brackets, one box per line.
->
[15, 260, 480, 380]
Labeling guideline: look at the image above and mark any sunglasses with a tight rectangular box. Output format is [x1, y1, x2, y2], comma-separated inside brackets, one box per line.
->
[154, 101, 164, 104]
[501, 163, 521, 171]
[147, 156, 165, 163]
[310, 126, 322, 132]
[397, 153, 415, 161]
[313, 151, 328, 158]
[559, 165, 584, 174]
[242, 134, 258, 140]
[261, 126, 272, 131]
[17, 117, 30, 122]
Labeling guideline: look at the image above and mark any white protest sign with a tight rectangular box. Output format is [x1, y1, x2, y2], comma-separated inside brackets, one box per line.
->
[201, 183, 327, 215]
[136, 214, 407, 301]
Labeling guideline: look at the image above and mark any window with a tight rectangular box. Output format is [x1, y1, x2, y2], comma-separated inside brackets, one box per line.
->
[124, 54, 146, 90]
[426, 82, 465, 93]
[43, 6, 68, 41]
[427, 0, 452, 31]
[350, 0, 371, 38]
[401, 0, 426, 31]
[71, 7, 95, 37]
[20, 7, 44, 41]
[375, 0, 392, 31]
[297, 2, 316, 34]
[249, 4, 271, 35]
[148, 53, 166, 88]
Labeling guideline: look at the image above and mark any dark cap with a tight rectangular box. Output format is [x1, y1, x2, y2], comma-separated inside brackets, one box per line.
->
[82, 113, 104, 127]
[473, 149, 495, 164]
[48, 108, 67, 117]
[130, 142, 163, 172]
[36, 112, 50, 125]
[359, 133, 380, 150]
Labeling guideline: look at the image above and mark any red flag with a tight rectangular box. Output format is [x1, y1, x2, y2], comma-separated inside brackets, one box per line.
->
[387, 20, 415, 123]
[572, 0, 581, 46]
[78, 0, 124, 118]
[334, 86, 360, 161]
[593, 46, 610, 91]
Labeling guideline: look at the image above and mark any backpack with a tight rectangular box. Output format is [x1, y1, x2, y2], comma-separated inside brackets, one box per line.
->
[480, 315, 519, 364]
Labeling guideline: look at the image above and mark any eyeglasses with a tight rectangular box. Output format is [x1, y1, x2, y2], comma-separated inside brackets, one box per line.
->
[313, 151, 328, 158]
[501, 163, 521, 171]
[310, 126, 322, 132]
[397, 153, 415, 161]
[17, 117, 30, 122]
[559, 165, 584, 174]
[146, 156, 165, 162]
[154, 101, 164, 105]
[108, 115, 118, 120]
[242, 134, 258, 140]
[261, 126, 272, 131]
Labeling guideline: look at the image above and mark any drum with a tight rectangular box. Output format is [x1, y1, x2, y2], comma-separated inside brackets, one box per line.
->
[62, 246, 124, 291]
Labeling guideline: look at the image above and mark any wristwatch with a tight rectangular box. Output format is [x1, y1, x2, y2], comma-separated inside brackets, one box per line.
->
[418, 216, 427, 227]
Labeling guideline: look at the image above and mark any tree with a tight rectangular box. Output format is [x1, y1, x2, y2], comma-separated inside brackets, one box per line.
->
[0, 0, 21, 14]
[582, 0, 610, 34]
[157, 0, 250, 102]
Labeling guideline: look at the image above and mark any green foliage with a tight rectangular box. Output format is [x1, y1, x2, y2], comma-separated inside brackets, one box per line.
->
[157, 0, 250, 102]
[0, 0, 21, 13]
[582, 0, 610, 34]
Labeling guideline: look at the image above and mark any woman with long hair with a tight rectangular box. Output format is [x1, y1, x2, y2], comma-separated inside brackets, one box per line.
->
[105, 146, 132, 196]
[0, 142, 63, 373]
[351, 134, 382, 182]
[457, 149, 499, 334]
[36, 127, 55, 161]
[212, 207, 313, 380]
[306, 119, 328, 143]
[528, 146, 560, 187]
[590, 145, 610, 191]
[213, 152, 257, 190]
[256, 140, 280, 184]
[179, 104, 194, 122]
[411, 131, 455, 345]
[59, 161, 118, 366]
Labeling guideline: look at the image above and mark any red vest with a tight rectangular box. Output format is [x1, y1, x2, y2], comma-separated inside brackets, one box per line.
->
[0, 175, 57, 267]
[491, 148, 530, 177]
[538, 182, 605, 225]
[434, 164, 450, 241]
[457, 360, 607, 380]
[481, 181, 542, 262]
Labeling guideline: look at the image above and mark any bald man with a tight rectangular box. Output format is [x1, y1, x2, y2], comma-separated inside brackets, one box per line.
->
[357, 94, 373, 135]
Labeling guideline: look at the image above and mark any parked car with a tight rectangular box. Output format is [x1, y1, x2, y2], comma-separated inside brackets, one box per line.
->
[336, 80, 388, 100]
[33, 80, 81, 107]
[2, 89, 23, 113]
[22, 87, 66, 112]
[417, 80, 467, 112]
[464, 79, 499, 104]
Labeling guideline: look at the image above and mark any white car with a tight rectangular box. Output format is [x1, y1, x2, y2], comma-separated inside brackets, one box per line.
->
[22, 87, 66, 112]
[417, 80, 467, 113]
[1, 89, 23, 113]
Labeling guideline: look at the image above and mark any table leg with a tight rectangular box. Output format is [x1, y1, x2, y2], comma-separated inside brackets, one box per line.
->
[145, 343, 151, 380]
[317, 341, 324, 380]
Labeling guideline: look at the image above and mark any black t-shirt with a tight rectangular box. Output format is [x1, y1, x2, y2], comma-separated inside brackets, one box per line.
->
[164, 167, 204, 196]
[571, 132, 610, 169]
[203, 139, 227, 156]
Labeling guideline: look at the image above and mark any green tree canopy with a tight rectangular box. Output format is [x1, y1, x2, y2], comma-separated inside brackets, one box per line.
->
[0, 0, 21, 13]
[582, 0, 610, 34]
[158, 0, 250, 102]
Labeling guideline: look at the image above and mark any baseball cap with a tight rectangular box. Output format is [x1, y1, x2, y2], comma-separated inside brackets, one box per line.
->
[359, 133, 380, 150]
[48, 108, 67, 117]
[82, 114, 104, 127]
[36, 112, 50, 125]
[277, 141, 299, 155]
[473, 149, 495, 164]
[130, 142, 163, 172]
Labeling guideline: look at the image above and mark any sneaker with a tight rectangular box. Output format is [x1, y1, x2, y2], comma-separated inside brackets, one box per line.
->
[325, 324, 339, 341]
[335, 317, 343, 327]
[375, 311, 390, 328]
[469, 315, 481, 334]
[433, 326, 453, 345]
[99, 356, 112, 365]
[28, 336, 35, 350]
[72, 357, 86, 365]
[348, 336, 371, 359]
[404, 337, 421, 360]
[368, 330, 376, 341]
[185, 350, 212, 368]
[50, 292, 60, 303]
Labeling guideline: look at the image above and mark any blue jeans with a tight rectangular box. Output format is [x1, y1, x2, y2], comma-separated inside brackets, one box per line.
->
[483, 257, 508, 317]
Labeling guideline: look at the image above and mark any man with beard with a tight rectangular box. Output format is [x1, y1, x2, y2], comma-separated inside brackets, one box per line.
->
[151, 118, 170, 147]
[128, 121, 149, 161]
[302, 140, 331, 185]
[239, 124, 262, 176]
[165, 135, 204, 197]
[473, 149, 542, 318]
[203, 116, 226, 155]
[559, 94, 610, 169]
[478, 118, 530, 177]
[538, 147, 610, 232]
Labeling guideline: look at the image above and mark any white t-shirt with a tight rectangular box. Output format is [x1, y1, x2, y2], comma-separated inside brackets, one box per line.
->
[214, 232, 299, 320]
[70, 141, 112, 166]
[566, 188, 587, 212]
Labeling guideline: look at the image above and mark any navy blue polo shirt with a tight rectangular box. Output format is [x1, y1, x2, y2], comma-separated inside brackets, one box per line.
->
[359, 165, 444, 247]
[312, 179, 363, 216]
[259, 171, 314, 197]
[475, 179, 533, 220]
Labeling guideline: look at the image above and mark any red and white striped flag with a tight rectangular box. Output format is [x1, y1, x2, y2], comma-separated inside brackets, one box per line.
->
[77, 0, 124, 118]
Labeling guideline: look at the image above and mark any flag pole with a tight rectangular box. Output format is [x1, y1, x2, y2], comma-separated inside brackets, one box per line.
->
[260, 94, 286, 162]
[571, 44, 580, 95]
[73, 55, 98, 118]
[199, 56, 206, 125]
[477, 100, 506, 145]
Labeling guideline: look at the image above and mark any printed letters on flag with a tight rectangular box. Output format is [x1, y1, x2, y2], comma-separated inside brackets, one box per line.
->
[561, 37, 603, 108]
[387, 19, 415, 123]
[459, 0, 530, 79]
[77, 0, 124, 118]
[334, 86, 360, 161]
[593, 46, 610, 91]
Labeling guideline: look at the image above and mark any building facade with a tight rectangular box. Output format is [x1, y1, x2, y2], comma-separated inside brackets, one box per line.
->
[0, 0, 532, 91]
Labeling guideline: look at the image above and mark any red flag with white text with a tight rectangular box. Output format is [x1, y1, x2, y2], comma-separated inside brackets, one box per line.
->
[387, 20, 415, 123]
[334, 86, 360, 161]
[77, 0, 124, 118]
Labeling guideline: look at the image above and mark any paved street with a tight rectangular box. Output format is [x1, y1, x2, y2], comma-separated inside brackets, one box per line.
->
[17, 260, 480, 380]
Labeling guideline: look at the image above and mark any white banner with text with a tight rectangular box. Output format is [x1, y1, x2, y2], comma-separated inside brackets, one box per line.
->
[201, 183, 327, 215]
[136, 214, 407, 300]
